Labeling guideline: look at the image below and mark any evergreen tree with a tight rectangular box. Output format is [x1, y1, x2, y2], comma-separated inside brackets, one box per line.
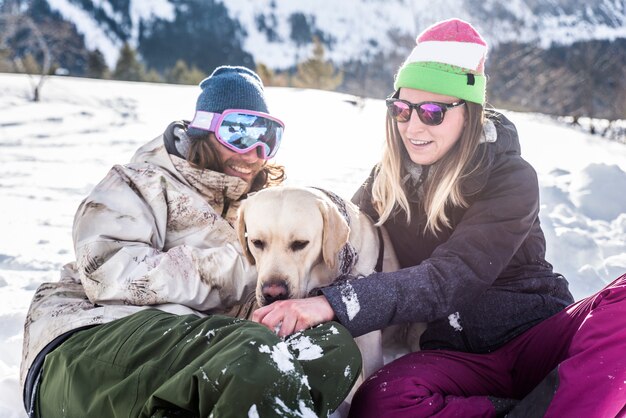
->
[256, 62, 274, 86]
[292, 36, 343, 91]
[86, 48, 109, 79]
[166, 59, 205, 85]
[112, 43, 146, 81]
[144, 68, 164, 83]
[256, 62, 289, 87]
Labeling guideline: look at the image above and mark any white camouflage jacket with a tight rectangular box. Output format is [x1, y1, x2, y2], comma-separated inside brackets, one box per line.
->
[20, 133, 257, 390]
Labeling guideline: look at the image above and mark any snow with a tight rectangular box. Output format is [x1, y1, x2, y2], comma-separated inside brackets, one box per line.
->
[448, 312, 463, 332]
[205, 329, 216, 341]
[46, 0, 122, 67]
[41, 0, 626, 70]
[1, 72, 625, 418]
[248, 404, 260, 418]
[258, 342, 296, 374]
[274, 398, 317, 418]
[339, 282, 361, 321]
[127, 0, 175, 49]
[286, 335, 324, 361]
[199, 367, 209, 382]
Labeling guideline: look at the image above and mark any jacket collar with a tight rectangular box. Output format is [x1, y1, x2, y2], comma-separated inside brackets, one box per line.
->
[170, 154, 249, 202]
[131, 127, 250, 203]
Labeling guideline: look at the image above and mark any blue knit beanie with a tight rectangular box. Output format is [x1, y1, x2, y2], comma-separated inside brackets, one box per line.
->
[187, 66, 269, 138]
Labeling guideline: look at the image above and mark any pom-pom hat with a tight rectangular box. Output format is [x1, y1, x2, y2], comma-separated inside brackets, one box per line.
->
[188, 66, 269, 138]
[394, 18, 488, 105]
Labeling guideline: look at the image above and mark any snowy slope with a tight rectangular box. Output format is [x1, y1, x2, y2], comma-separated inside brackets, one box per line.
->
[40, 0, 626, 68]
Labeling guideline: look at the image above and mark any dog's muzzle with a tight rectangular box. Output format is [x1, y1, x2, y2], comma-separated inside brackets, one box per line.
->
[261, 280, 289, 305]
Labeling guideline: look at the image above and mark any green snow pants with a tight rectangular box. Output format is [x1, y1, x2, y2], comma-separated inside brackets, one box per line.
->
[36, 309, 362, 418]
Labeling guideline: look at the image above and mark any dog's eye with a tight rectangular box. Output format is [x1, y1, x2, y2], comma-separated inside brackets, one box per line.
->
[250, 239, 265, 250]
[290, 240, 309, 252]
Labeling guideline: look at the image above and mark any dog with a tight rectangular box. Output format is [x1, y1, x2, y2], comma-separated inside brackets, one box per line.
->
[236, 186, 396, 305]
[235, 186, 425, 414]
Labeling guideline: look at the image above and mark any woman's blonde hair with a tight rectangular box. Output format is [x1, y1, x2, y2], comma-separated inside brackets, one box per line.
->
[372, 100, 485, 234]
[187, 135, 286, 192]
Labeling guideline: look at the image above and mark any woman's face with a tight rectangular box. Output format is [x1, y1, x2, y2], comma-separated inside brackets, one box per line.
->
[397, 88, 466, 166]
[209, 133, 264, 185]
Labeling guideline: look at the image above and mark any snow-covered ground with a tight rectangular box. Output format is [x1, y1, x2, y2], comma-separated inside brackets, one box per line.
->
[1, 73, 625, 417]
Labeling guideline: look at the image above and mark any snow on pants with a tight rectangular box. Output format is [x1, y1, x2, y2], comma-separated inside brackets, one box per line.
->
[349, 273, 626, 418]
[36, 309, 362, 418]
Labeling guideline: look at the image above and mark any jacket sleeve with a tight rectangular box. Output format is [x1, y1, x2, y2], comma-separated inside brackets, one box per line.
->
[323, 155, 541, 337]
[73, 165, 256, 312]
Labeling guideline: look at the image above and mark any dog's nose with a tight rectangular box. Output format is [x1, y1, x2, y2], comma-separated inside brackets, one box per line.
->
[262, 280, 289, 305]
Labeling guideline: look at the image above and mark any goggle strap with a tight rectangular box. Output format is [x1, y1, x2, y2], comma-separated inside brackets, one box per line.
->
[189, 110, 220, 132]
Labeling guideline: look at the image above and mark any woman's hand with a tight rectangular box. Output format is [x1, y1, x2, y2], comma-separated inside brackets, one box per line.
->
[252, 296, 335, 338]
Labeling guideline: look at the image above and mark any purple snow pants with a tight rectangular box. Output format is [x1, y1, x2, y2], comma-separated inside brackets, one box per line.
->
[349, 274, 626, 418]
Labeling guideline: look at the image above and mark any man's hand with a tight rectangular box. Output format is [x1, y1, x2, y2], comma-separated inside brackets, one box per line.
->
[252, 295, 335, 338]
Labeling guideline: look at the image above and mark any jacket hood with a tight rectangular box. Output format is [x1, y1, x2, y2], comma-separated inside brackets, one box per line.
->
[487, 111, 521, 157]
[461, 111, 521, 196]
[131, 124, 251, 202]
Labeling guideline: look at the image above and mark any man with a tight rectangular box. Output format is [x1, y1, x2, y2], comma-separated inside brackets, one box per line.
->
[21, 66, 360, 418]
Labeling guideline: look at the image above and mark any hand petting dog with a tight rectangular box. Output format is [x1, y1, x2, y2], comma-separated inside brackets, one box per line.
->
[252, 295, 335, 337]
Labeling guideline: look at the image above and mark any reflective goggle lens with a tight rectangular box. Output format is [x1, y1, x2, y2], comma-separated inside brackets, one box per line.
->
[217, 112, 283, 159]
[190, 110, 285, 159]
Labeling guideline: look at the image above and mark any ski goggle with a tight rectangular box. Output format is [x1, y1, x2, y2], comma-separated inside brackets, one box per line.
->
[189, 109, 284, 159]
[386, 98, 465, 126]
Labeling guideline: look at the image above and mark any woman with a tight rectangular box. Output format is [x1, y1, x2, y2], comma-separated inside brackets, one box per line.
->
[21, 66, 361, 418]
[253, 19, 626, 417]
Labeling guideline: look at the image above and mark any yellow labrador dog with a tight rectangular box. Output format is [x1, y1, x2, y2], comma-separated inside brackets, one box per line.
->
[236, 186, 424, 414]
[236, 186, 397, 307]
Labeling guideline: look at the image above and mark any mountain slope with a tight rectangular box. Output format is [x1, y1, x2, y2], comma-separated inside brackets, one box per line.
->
[32, 0, 626, 68]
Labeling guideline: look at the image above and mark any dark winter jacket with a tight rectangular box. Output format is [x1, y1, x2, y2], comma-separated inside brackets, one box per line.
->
[322, 112, 574, 354]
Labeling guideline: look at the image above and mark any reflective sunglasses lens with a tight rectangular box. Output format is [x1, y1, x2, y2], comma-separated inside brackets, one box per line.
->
[388, 100, 411, 122]
[417, 103, 445, 125]
[218, 113, 283, 158]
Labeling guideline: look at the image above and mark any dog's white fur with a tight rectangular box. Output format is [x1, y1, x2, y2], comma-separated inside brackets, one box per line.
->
[236, 186, 424, 415]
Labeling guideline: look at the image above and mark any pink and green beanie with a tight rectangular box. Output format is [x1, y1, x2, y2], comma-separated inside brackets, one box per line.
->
[394, 18, 488, 105]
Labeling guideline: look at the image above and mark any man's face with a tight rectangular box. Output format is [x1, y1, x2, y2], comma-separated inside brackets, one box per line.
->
[209, 132, 265, 186]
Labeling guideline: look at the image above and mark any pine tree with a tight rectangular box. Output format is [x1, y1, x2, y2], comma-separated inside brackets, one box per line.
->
[112, 43, 146, 81]
[166, 59, 205, 85]
[255, 63, 290, 87]
[256, 62, 274, 86]
[86, 48, 109, 79]
[144, 68, 164, 83]
[292, 36, 343, 91]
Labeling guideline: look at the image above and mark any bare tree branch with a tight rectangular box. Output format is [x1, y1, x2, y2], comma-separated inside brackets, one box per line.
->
[0, 8, 52, 101]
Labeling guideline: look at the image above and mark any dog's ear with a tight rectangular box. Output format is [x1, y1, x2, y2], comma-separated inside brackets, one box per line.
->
[318, 200, 350, 270]
[235, 202, 256, 265]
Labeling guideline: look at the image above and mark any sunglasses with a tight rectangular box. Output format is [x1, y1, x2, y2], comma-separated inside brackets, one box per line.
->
[189, 109, 284, 159]
[386, 98, 465, 126]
